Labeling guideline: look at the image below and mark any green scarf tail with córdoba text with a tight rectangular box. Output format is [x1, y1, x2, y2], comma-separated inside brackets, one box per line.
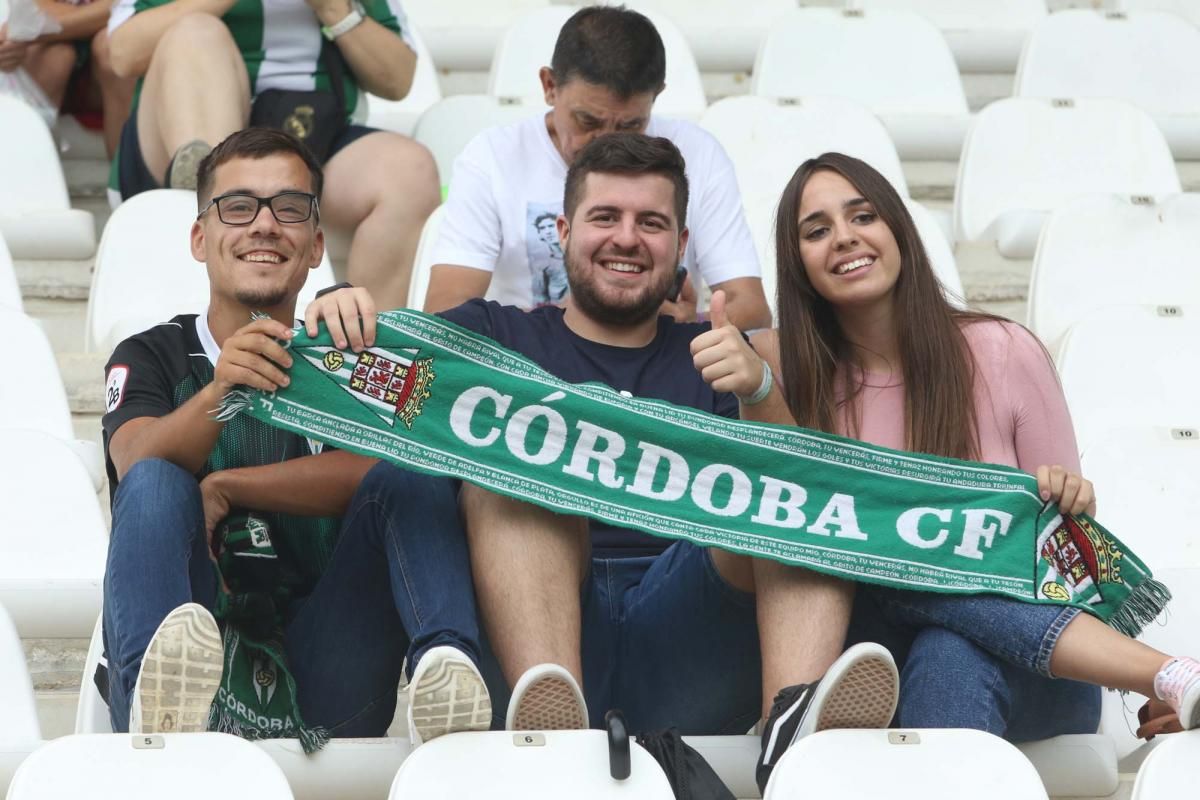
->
[220, 310, 1170, 642]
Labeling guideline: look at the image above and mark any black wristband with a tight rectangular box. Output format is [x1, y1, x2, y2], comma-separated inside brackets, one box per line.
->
[315, 281, 353, 298]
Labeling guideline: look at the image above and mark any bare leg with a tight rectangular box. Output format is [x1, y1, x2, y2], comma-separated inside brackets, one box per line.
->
[460, 484, 590, 688]
[1049, 612, 1170, 697]
[90, 28, 135, 159]
[22, 41, 76, 108]
[135, 13, 249, 182]
[321, 131, 439, 309]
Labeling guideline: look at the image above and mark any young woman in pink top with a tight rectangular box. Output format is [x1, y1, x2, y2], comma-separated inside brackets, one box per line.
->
[692, 152, 1198, 742]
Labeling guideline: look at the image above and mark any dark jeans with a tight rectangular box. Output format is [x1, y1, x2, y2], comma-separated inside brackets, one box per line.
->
[103, 458, 481, 735]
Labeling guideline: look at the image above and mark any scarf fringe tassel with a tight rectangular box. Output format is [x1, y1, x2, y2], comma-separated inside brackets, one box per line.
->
[208, 706, 330, 754]
[1109, 578, 1173, 638]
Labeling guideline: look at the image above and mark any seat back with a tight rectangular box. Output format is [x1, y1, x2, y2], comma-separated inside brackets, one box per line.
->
[620, 0, 794, 72]
[363, 22, 442, 136]
[407, 204, 445, 310]
[1028, 193, 1200, 350]
[0, 232, 20, 311]
[954, 97, 1180, 243]
[1130, 729, 1200, 800]
[86, 189, 337, 353]
[6, 733, 295, 800]
[0, 309, 74, 440]
[75, 613, 111, 734]
[752, 8, 967, 116]
[0, 601, 40, 746]
[0, 95, 71, 216]
[488, 6, 707, 120]
[1015, 10, 1200, 117]
[413, 95, 538, 188]
[1109, 0, 1200, 30]
[765, 728, 1048, 799]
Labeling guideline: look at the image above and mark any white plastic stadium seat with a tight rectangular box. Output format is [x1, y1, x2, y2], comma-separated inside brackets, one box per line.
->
[364, 23, 442, 137]
[621, 0, 794, 73]
[1057, 311, 1200, 452]
[954, 97, 1180, 258]
[6, 733, 295, 800]
[752, 8, 970, 160]
[0, 601, 40, 746]
[401, 0, 550, 71]
[389, 729, 674, 799]
[0, 231, 21, 311]
[488, 6, 708, 121]
[86, 189, 338, 354]
[1131, 731, 1200, 800]
[854, 0, 1048, 73]
[1028, 193, 1200, 350]
[1015, 11, 1200, 158]
[1120, 0, 1200, 29]
[764, 729, 1048, 799]
[0, 95, 95, 260]
[0, 309, 75, 441]
[75, 613, 110, 734]
[0, 429, 106, 637]
[407, 204, 444, 310]
[413, 95, 539, 189]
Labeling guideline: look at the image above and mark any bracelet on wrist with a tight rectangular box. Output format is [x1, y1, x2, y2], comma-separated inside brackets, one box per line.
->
[737, 360, 774, 406]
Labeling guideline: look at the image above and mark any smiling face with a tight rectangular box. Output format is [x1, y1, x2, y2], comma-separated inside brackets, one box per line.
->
[796, 169, 901, 315]
[558, 170, 688, 326]
[541, 69, 656, 166]
[191, 153, 324, 312]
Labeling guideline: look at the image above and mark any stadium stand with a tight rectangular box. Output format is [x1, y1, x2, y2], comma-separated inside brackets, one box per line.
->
[0, 309, 76, 443]
[751, 7, 970, 160]
[1027, 193, 1200, 351]
[0, 233, 21, 311]
[1130, 730, 1200, 800]
[5, 733, 295, 800]
[954, 97, 1180, 258]
[85, 189, 338, 354]
[764, 728, 1049, 799]
[0, 602, 41, 746]
[852, 0, 1048, 73]
[621, 0, 793, 73]
[1056, 312, 1200, 452]
[407, 203, 444, 310]
[0, 429, 105, 638]
[363, 24, 444, 138]
[487, 5, 707, 120]
[413, 95, 538, 188]
[1015, 10, 1200, 158]
[0, 96, 95, 261]
[1120, 0, 1200, 28]
[402, 0, 550, 71]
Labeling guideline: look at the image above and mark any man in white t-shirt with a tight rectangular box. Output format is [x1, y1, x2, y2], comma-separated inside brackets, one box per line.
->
[424, 5, 771, 331]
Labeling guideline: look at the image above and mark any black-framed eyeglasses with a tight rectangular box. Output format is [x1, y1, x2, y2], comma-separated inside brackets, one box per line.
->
[198, 192, 319, 225]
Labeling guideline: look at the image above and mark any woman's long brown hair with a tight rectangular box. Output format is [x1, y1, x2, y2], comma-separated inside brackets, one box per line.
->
[774, 152, 998, 461]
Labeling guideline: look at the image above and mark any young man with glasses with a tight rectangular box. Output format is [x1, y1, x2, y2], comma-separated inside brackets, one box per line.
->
[100, 127, 491, 746]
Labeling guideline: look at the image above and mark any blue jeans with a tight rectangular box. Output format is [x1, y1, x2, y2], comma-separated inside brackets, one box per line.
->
[103, 458, 481, 735]
[478, 543, 762, 736]
[846, 587, 1101, 740]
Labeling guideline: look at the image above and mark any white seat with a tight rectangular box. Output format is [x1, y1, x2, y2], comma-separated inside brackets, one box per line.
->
[0, 232, 20, 311]
[488, 6, 707, 121]
[388, 729, 674, 798]
[413, 95, 539, 189]
[1130, 730, 1200, 800]
[621, 0, 794, 73]
[86, 189, 337, 354]
[1028, 193, 1200, 351]
[0, 429, 106, 637]
[0, 96, 95, 260]
[1015, 10, 1200, 158]
[407, 203, 444, 310]
[853, 0, 1048, 73]
[0, 309, 75, 441]
[752, 8, 970, 159]
[764, 729, 1048, 799]
[954, 97, 1180, 258]
[6, 733, 294, 800]
[401, 0, 550, 72]
[364, 23, 442, 137]
[1120, 0, 1200, 29]
[0, 601, 40, 746]
[75, 613, 110, 734]
[1057, 311, 1200, 452]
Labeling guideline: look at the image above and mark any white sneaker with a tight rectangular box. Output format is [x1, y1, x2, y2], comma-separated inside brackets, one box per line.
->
[128, 603, 223, 734]
[505, 663, 588, 731]
[407, 645, 493, 745]
[1154, 656, 1200, 730]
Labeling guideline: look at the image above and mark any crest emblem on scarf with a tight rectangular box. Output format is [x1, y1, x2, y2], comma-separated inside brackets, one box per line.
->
[304, 345, 435, 429]
[252, 655, 278, 709]
[1035, 515, 1124, 604]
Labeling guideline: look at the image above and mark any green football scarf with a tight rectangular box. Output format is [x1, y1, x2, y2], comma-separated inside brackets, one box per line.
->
[221, 309, 1170, 636]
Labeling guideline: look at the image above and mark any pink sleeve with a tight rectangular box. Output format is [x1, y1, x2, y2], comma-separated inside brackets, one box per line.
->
[1003, 325, 1081, 473]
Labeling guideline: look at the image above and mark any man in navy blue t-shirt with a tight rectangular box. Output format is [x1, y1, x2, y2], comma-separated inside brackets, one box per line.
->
[309, 133, 897, 789]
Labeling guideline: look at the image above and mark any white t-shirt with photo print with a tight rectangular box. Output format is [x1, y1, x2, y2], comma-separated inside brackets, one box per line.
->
[428, 112, 761, 308]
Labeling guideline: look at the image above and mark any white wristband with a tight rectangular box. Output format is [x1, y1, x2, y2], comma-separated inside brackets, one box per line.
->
[322, 7, 364, 40]
[738, 360, 774, 406]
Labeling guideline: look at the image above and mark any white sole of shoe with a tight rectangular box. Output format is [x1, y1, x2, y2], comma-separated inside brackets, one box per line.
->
[408, 650, 492, 744]
[132, 603, 223, 734]
[507, 665, 588, 731]
[811, 643, 900, 733]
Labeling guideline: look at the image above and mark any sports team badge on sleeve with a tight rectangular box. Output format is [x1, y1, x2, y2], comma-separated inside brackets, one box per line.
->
[105, 365, 129, 413]
[302, 346, 435, 429]
[1035, 514, 1124, 604]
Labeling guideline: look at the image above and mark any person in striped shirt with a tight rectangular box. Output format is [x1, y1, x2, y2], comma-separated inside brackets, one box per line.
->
[105, 0, 438, 310]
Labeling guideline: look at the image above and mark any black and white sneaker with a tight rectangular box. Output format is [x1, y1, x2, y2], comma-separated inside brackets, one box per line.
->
[756, 642, 899, 794]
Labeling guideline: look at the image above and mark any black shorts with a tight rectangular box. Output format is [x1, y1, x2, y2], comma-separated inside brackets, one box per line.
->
[116, 111, 379, 199]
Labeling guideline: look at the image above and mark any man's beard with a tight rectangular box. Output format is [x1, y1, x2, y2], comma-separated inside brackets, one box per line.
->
[235, 287, 290, 308]
[564, 243, 676, 326]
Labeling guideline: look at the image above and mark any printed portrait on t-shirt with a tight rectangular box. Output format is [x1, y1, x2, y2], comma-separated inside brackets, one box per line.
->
[525, 202, 569, 306]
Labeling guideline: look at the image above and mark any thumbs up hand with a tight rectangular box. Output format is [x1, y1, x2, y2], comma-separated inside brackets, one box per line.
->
[690, 290, 769, 399]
